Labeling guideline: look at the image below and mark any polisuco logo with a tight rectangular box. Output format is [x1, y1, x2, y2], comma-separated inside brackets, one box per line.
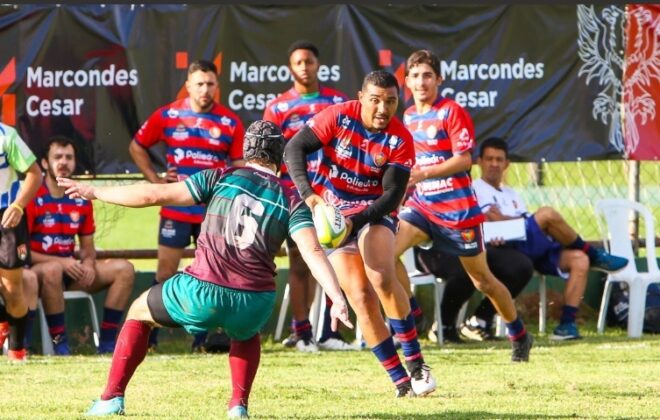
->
[577, 5, 659, 157]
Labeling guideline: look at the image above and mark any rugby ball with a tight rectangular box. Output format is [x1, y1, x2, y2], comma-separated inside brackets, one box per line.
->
[313, 204, 347, 249]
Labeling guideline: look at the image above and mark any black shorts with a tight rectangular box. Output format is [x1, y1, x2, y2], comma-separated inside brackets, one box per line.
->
[0, 209, 31, 269]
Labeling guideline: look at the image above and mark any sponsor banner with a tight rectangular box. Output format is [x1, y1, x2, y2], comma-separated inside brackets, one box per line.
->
[0, 4, 654, 173]
[623, 4, 660, 160]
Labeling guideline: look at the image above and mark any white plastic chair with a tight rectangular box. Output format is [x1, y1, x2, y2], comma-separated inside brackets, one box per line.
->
[493, 273, 547, 337]
[38, 291, 101, 355]
[402, 248, 445, 345]
[274, 282, 327, 342]
[594, 199, 660, 338]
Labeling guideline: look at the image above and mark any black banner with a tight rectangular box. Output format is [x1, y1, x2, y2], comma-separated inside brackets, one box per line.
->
[0, 4, 629, 174]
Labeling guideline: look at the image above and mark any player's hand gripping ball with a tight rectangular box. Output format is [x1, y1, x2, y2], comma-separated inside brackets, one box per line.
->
[313, 204, 347, 249]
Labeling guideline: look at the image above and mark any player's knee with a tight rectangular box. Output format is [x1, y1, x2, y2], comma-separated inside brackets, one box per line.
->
[572, 253, 590, 274]
[39, 263, 64, 288]
[471, 272, 497, 295]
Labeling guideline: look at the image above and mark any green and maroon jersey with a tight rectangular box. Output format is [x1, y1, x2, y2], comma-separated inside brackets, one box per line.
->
[183, 165, 313, 291]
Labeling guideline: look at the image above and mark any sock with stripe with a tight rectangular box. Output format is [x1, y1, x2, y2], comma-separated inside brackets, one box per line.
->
[505, 316, 527, 341]
[293, 319, 313, 341]
[389, 313, 424, 372]
[567, 235, 598, 262]
[46, 312, 66, 341]
[371, 337, 410, 386]
[100, 307, 124, 345]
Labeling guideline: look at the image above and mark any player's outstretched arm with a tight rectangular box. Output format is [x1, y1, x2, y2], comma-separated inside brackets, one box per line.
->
[56, 177, 195, 208]
[291, 226, 353, 331]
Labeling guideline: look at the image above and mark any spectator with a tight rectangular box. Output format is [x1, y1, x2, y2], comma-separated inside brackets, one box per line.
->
[264, 40, 355, 351]
[0, 122, 42, 362]
[128, 59, 244, 352]
[285, 70, 436, 398]
[27, 136, 135, 355]
[472, 136, 628, 340]
[414, 245, 534, 342]
[61, 120, 352, 418]
[393, 50, 533, 362]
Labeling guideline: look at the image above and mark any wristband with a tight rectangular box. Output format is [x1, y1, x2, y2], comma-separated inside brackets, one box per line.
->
[9, 203, 23, 215]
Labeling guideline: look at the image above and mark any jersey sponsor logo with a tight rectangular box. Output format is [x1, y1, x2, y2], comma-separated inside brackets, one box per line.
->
[17, 244, 27, 261]
[417, 154, 446, 166]
[167, 108, 180, 119]
[426, 125, 438, 144]
[373, 152, 386, 167]
[329, 164, 339, 178]
[388, 135, 399, 148]
[70, 211, 80, 223]
[161, 219, 176, 239]
[42, 212, 55, 228]
[336, 137, 352, 159]
[417, 178, 454, 195]
[456, 127, 472, 150]
[460, 229, 475, 242]
[173, 124, 189, 140]
[339, 171, 379, 189]
[322, 189, 373, 210]
[333, 95, 344, 104]
[288, 114, 304, 131]
[220, 116, 232, 126]
[37, 197, 43, 206]
[209, 126, 222, 139]
[173, 148, 185, 164]
[75, 198, 84, 206]
[437, 108, 449, 120]
[340, 116, 351, 129]
[277, 102, 289, 112]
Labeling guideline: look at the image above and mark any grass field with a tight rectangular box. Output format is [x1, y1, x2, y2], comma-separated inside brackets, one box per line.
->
[2, 329, 659, 419]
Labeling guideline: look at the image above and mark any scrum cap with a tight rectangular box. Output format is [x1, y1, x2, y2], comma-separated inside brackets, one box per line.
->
[243, 120, 285, 167]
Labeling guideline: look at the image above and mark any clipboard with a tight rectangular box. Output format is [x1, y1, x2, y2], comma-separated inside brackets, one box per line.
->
[482, 218, 527, 242]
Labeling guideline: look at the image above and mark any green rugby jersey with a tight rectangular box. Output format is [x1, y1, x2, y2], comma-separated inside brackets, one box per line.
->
[0, 123, 36, 209]
[184, 165, 314, 291]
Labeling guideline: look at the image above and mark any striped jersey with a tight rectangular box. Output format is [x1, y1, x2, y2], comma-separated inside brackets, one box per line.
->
[263, 86, 347, 189]
[306, 100, 415, 217]
[26, 184, 95, 257]
[0, 123, 36, 209]
[134, 97, 245, 224]
[403, 97, 485, 229]
[183, 165, 314, 291]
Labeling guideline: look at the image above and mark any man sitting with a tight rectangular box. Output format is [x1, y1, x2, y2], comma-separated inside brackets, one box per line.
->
[27, 136, 135, 354]
[471, 137, 628, 340]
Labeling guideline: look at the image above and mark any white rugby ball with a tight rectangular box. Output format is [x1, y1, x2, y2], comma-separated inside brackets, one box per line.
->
[313, 204, 347, 249]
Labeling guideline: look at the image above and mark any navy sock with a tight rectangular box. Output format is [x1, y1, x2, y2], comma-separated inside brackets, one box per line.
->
[568, 236, 598, 262]
[23, 309, 36, 349]
[371, 337, 410, 386]
[560, 305, 578, 325]
[46, 312, 66, 339]
[100, 307, 124, 343]
[192, 332, 208, 348]
[389, 314, 423, 371]
[409, 296, 422, 319]
[319, 295, 339, 342]
[293, 319, 313, 341]
[505, 317, 526, 341]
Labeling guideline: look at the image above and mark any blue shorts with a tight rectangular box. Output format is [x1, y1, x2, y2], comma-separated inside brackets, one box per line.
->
[158, 217, 201, 248]
[511, 216, 566, 279]
[399, 207, 483, 257]
[160, 273, 276, 341]
[327, 215, 397, 256]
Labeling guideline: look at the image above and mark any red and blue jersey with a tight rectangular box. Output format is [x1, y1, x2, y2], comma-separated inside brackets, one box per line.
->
[263, 86, 347, 189]
[403, 97, 484, 229]
[134, 97, 245, 224]
[26, 184, 95, 257]
[306, 100, 415, 217]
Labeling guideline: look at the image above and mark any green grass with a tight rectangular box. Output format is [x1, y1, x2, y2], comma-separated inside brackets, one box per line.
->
[2, 330, 659, 419]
